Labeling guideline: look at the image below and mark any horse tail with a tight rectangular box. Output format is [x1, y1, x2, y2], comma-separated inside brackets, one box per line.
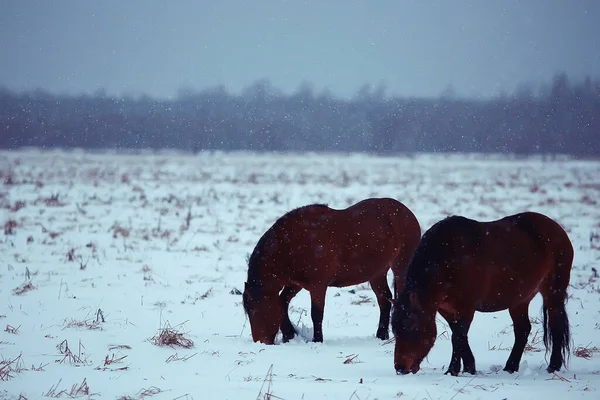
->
[542, 291, 571, 369]
[542, 296, 571, 357]
[540, 218, 574, 371]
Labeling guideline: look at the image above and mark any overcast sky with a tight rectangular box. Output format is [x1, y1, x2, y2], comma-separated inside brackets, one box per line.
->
[1, 0, 599, 99]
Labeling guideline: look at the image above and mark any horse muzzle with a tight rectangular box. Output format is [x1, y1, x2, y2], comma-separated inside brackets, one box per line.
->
[395, 363, 420, 375]
[395, 365, 411, 375]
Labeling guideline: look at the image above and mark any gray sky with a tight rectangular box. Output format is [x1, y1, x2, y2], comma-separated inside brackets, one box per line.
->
[1, 0, 599, 99]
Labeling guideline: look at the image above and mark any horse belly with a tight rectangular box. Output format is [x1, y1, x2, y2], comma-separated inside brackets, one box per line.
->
[475, 283, 540, 312]
[475, 301, 512, 313]
[329, 261, 390, 287]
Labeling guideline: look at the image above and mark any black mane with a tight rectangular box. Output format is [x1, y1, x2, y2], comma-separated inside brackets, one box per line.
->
[245, 203, 330, 300]
[404, 215, 475, 293]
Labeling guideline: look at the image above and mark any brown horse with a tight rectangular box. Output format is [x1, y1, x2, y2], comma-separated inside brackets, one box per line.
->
[242, 197, 421, 344]
[392, 212, 573, 376]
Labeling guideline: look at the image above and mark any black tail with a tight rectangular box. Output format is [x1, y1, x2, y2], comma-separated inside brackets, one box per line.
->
[542, 293, 571, 369]
[526, 213, 574, 372]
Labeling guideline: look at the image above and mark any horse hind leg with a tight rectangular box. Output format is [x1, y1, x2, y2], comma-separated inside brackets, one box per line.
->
[279, 283, 302, 343]
[503, 302, 532, 373]
[541, 249, 573, 373]
[309, 286, 327, 343]
[369, 273, 393, 340]
[540, 241, 573, 373]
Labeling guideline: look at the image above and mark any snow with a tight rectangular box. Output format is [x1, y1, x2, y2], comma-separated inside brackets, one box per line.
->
[1, 149, 599, 399]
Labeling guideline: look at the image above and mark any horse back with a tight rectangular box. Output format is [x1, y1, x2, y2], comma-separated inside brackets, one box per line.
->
[255, 198, 418, 289]
[510, 212, 573, 256]
[427, 212, 572, 313]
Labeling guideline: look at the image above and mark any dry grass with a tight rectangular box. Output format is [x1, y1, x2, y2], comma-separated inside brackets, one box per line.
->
[546, 373, 571, 382]
[116, 386, 162, 400]
[488, 329, 544, 353]
[63, 318, 102, 330]
[0, 352, 25, 381]
[4, 219, 17, 235]
[350, 295, 373, 305]
[182, 289, 214, 305]
[31, 362, 49, 372]
[111, 222, 131, 239]
[3, 171, 14, 185]
[529, 316, 543, 325]
[12, 281, 35, 296]
[488, 342, 511, 351]
[12, 267, 38, 297]
[342, 354, 362, 364]
[63, 309, 104, 331]
[149, 321, 194, 349]
[4, 324, 20, 334]
[104, 353, 128, 366]
[55, 339, 90, 366]
[9, 200, 27, 212]
[524, 329, 544, 352]
[44, 378, 95, 398]
[108, 344, 132, 351]
[165, 352, 197, 363]
[574, 343, 600, 359]
[64, 249, 90, 270]
[437, 330, 450, 340]
[179, 207, 192, 232]
[94, 353, 129, 372]
[256, 364, 284, 400]
[66, 248, 76, 262]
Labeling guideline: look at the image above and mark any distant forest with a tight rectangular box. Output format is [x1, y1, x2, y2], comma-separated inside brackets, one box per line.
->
[1, 72, 599, 156]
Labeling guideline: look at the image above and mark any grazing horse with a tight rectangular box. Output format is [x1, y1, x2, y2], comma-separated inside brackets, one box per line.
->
[392, 212, 573, 376]
[242, 197, 422, 344]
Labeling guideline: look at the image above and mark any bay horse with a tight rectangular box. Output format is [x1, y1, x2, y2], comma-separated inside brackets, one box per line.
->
[242, 197, 421, 344]
[391, 212, 573, 376]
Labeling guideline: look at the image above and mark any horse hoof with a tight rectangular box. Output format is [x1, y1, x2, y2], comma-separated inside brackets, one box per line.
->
[282, 331, 296, 343]
[546, 366, 560, 374]
[376, 331, 389, 340]
[444, 369, 459, 377]
[503, 366, 517, 374]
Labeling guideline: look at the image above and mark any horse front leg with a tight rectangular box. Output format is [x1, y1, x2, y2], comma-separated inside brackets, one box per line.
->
[309, 286, 327, 343]
[280, 283, 302, 343]
[369, 274, 393, 340]
[440, 309, 476, 376]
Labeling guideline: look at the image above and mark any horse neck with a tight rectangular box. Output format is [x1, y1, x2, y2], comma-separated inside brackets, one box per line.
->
[404, 243, 444, 313]
[412, 287, 439, 316]
[405, 275, 441, 316]
[246, 258, 279, 299]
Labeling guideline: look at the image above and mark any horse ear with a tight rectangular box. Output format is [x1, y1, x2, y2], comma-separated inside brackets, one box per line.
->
[409, 292, 422, 311]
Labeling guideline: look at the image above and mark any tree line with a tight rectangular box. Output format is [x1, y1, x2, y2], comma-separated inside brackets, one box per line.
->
[1, 72, 599, 156]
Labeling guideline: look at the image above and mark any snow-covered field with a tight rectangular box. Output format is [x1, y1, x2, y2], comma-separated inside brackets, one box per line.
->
[1, 149, 599, 400]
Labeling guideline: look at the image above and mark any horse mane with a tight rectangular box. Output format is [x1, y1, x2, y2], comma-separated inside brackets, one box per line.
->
[404, 215, 475, 293]
[245, 203, 330, 297]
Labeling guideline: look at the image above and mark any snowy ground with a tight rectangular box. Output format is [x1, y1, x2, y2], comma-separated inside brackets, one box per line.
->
[1, 149, 599, 400]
